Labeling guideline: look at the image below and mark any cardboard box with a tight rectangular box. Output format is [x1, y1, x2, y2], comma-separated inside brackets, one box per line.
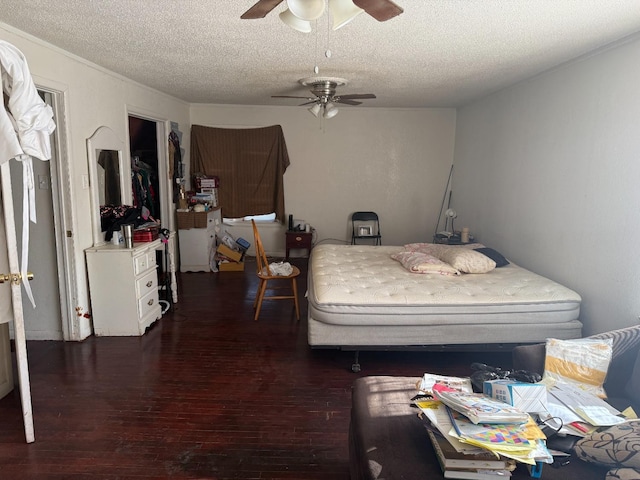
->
[219, 261, 244, 271]
[217, 244, 243, 262]
[483, 380, 547, 413]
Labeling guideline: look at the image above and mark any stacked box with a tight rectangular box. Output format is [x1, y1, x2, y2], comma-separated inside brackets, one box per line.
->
[217, 244, 244, 271]
[483, 379, 548, 413]
[219, 260, 244, 271]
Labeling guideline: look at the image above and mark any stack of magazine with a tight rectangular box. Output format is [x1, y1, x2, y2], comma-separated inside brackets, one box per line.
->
[426, 428, 516, 479]
[415, 374, 551, 479]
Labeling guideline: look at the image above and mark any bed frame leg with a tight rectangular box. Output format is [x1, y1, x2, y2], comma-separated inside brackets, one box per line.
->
[351, 351, 361, 373]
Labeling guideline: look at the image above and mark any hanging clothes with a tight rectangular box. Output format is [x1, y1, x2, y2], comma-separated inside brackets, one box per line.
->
[0, 40, 56, 308]
[168, 130, 182, 204]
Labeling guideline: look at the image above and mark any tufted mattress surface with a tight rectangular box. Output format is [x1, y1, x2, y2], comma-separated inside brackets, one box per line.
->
[307, 245, 582, 346]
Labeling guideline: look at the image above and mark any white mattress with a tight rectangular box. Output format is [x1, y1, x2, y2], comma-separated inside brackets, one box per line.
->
[307, 244, 582, 347]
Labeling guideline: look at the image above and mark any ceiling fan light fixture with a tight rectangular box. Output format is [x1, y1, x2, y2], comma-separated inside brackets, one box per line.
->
[323, 102, 339, 119]
[308, 103, 322, 117]
[287, 0, 326, 21]
[329, 0, 364, 30]
[279, 9, 312, 32]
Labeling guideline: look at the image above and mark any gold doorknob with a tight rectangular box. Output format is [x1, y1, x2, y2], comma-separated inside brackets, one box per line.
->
[0, 272, 34, 285]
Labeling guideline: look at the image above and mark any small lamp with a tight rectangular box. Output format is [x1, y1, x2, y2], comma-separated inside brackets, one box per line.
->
[287, 0, 326, 21]
[279, 9, 312, 33]
[323, 102, 339, 118]
[308, 103, 322, 117]
[329, 0, 364, 30]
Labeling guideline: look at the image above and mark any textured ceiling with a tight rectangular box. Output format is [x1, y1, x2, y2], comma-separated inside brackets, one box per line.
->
[2, 1, 640, 108]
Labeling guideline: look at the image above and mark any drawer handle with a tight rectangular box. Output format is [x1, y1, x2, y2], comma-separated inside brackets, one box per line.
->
[147, 299, 154, 306]
[146, 281, 153, 288]
[296, 236, 302, 241]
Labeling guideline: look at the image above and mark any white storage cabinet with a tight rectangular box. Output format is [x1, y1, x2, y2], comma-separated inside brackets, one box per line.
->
[86, 239, 162, 336]
[179, 208, 221, 272]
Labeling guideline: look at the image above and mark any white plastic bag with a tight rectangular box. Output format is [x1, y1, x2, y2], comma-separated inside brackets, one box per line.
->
[268, 261, 293, 276]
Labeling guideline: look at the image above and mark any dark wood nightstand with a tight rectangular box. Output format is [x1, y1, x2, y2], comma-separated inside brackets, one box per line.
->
[285, 231, 313, 259]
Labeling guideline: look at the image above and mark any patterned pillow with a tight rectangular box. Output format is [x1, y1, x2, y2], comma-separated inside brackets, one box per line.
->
[575, 421, 640, 469]
[436, 246, 496, 274]
[403, 243, 443, 255]
[391, 251, 460, 275]
[606, 468, 640, 480]
[401, 243, 495, 273]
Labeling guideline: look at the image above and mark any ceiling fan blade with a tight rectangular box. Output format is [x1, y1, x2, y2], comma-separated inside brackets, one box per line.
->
[352, 0, 403, 22]
[335, 99, 362, 106]
[241, 0, 284, 19]
[271, 95, 313, 99]
[298, 101, 318, 106]
[338, 93, 377, 100]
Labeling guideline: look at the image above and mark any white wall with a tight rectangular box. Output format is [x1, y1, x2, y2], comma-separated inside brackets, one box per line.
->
[190, 104, 457, 249]
[1, 24, 190, 340]
[453, 35, 640, 336]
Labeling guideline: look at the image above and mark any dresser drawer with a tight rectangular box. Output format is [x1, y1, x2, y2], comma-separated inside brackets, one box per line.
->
[137, 288, 159, 319]
[133, 250, 155, 275]
[136, 269, 157, 298]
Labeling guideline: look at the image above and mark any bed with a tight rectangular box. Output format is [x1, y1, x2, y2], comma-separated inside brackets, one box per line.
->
[307, 244, 582, 370]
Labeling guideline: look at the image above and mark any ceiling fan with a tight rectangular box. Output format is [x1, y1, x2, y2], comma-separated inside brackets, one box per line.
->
[272, 76, 376, 118]
[241, 0, 403, 23]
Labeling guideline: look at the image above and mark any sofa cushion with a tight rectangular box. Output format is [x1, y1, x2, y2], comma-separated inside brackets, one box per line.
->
[625, 349, 640, 407]
[575, 420, 640, 469]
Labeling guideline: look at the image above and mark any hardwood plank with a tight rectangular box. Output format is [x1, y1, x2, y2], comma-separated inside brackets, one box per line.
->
[0, 257, 511, 479]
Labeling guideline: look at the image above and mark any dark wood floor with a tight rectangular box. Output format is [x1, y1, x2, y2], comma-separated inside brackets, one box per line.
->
[0, 256, 512, 479]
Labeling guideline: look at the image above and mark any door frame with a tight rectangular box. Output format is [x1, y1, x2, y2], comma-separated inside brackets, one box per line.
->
[125, 106, 173, 233]
[37, 85, 77, 340]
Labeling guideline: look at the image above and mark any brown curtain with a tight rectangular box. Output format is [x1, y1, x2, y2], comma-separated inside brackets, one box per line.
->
[190, 125, 290, 223]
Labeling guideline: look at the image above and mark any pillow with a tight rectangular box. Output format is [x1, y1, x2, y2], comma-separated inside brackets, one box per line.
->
[436, 246, 496, 274]
[574, 420, 640, 469]
[403, 243, 443, 256]
[606, 468, 640, 480]
[543, 337, 613, 398]
[391, 251, 460, 275]
[625, 349, 640, 406]
[474, 247, 510, 268]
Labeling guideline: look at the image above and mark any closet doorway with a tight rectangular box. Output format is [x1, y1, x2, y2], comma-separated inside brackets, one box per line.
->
[126, 112, 174, 277]
[129, 116, 161, 222]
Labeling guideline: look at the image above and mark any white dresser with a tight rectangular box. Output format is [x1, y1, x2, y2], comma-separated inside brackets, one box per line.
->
[179, 208, 222, 272]
[85, 239, 162, 336]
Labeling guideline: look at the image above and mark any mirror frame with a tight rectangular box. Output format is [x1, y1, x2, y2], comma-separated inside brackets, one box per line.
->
[87, 126, 126, 246]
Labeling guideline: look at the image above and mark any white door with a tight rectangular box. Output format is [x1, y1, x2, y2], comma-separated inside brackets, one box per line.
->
[0, 161, 35, 442]
[7, 89, 71, 341]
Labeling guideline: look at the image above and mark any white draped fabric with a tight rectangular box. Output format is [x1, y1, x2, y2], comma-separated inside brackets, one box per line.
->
[0, 40, 56, 311]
